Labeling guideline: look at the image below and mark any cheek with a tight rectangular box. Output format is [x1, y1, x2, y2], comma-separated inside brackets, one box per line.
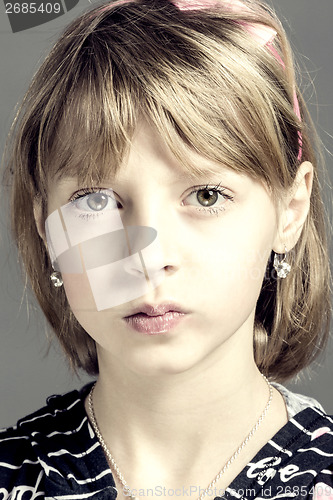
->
[189, 223, 274, 342]
[62, 272, 97, 311]
[222, 240, 271, 284]
[194, 228, 273, 279]
[62, 273, 116, 344]
[188, 206, 276, 303]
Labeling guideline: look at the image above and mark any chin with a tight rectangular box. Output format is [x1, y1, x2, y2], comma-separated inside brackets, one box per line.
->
[121, 346, 210, 378]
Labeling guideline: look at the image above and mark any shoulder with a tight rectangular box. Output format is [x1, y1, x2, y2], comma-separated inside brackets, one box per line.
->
[270, 385, 333, 492]
[255, 406, 333, 498]
[290, 406, 333, 498]
[0, 384, 93, 498]
[225, 399, 333, 500]
[272, 383, 326, 419]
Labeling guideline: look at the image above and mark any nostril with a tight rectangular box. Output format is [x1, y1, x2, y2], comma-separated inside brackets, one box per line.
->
[164, 264, 176, 274]
[122, 226, 179, 283]
[124, 251, 166, 279]
[122, 251, 147, 277]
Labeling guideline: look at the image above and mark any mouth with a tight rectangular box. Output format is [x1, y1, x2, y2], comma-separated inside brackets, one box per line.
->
[123, 303, 188, 335]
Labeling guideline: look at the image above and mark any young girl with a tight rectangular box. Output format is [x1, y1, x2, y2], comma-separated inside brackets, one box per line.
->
[1, 0, 332, 498]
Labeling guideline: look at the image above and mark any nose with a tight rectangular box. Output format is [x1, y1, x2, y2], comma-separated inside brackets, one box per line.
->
[122, 216, 180, 283]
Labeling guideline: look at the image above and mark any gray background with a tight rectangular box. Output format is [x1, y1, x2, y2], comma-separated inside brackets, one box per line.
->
[0, 0, 332, 429]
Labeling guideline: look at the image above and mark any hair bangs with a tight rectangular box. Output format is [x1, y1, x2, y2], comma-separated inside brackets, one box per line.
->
[39, 0, 298, 196]
[38, 49, 140, 193]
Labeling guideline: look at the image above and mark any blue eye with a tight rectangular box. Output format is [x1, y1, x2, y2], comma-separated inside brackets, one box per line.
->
[70, 189, 119, 217]
[84, 192, 111, 211]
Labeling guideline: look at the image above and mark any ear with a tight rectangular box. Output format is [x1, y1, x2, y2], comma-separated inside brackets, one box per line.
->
[33, 195, 48, 247]
[273, 161, 313, 253]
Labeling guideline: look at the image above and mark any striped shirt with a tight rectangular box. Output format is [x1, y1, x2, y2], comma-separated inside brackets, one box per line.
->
[0, 383, 332, 499]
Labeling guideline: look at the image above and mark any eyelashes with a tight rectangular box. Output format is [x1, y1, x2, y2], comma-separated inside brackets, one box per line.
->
[184, 184, 234, 215]
[68, 183, 234, 220]
[69, 188, 119, 219]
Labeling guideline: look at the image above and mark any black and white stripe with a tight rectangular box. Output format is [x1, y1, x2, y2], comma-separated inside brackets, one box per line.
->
[0, 384, 332, 500]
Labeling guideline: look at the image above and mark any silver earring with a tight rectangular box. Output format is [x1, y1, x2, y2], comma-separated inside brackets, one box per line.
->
[50, 270, 63, 288]
[273, 247, 291, 279]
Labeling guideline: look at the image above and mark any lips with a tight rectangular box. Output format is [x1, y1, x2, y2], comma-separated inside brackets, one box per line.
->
[124, 303, 188, 335]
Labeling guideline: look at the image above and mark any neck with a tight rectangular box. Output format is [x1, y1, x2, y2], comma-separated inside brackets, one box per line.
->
[91, 339, 269, 455]
[86, 331, 285, 496]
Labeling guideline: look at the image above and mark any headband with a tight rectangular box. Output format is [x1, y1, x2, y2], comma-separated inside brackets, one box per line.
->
[96, 0, 303, 161]
[174, 0, 303, 161]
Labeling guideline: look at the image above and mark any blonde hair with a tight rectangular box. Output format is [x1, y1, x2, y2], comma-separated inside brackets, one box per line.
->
[3, 0, 331, 380]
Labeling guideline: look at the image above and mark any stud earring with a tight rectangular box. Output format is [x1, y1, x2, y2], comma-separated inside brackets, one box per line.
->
[50, 270, 63, 288]
[273, 247, 291, 279]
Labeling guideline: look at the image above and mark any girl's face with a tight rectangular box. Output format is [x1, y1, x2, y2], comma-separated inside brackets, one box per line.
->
[46, 122, 280, 377]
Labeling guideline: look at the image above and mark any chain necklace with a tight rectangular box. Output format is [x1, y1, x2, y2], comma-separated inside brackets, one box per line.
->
[87, 374, 273, 500]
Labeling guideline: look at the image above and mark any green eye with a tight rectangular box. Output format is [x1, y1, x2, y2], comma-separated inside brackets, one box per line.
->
[183, 184, 234, 214]
[196, 189, 219, 207]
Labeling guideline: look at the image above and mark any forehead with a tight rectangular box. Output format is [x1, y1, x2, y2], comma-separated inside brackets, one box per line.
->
[49, 120, 252, 191]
